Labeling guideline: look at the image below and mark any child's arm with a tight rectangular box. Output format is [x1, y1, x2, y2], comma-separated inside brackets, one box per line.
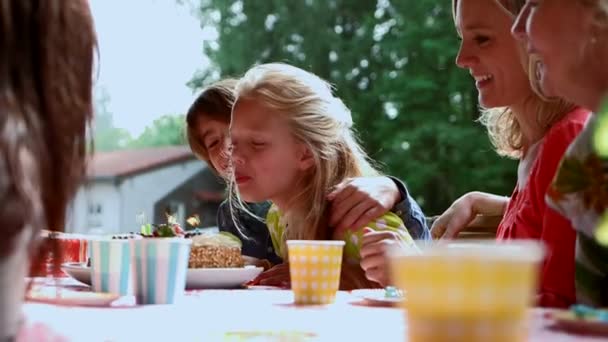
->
[386, 176, 430, 240]
[359, 228, 417, 286]
[335, 212, 419, 287]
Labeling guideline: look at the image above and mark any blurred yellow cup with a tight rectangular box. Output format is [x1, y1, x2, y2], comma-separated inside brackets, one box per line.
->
[287, 240, 345, 305]
[390, 241, 544, 342]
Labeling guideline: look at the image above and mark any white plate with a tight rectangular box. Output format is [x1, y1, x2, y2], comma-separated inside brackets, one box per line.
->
[61, 262, 263, 290]
[186, 266, 263, 289]
[27, 286, 123, 307]
[61, 262, 91, 286]
[351, 289, 405, 307]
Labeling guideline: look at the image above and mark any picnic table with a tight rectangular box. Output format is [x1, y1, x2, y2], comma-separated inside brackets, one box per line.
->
[19, 278, 606, 341]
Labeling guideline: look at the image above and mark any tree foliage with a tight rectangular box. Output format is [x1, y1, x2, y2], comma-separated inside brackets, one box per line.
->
[129, 115, 187, 148]
[189, 0, 517, 214]
[93, 87, 132, 152]
[93, 87, 186, 152]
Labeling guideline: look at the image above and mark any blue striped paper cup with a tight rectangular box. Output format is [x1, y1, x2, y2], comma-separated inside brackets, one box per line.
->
[132, 238, 192, 305]
[89, 238, 134, 296]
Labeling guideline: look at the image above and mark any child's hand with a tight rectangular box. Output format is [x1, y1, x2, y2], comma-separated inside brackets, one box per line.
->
[246, 263, 291, 288]
[360, 227, 403, 287]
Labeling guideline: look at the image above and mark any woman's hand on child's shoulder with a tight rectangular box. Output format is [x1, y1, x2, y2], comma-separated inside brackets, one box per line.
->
[328, 176, 400, 236]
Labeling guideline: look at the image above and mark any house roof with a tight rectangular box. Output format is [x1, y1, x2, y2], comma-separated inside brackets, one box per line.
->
[88, 146, 196, 180]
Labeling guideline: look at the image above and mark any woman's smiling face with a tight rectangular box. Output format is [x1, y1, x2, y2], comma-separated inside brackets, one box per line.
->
[512, 0, 603, 110]
[454, 0, 534, 109]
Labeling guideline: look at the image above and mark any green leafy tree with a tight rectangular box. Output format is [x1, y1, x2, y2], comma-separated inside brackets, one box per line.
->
[92, 87, 186, 151]
[189, 0, 517, 214]
[93, 87, 133, 151]
[128, 114, 187, 148]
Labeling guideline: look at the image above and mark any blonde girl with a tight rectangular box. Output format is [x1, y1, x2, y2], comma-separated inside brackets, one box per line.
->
[228, 63, 418, 289]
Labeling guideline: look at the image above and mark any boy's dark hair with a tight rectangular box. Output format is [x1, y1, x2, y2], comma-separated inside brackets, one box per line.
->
[186, 78, 237, 170]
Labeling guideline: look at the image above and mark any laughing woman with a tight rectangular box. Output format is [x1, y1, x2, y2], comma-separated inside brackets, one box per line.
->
[513, 0, 608, 306]
[431, 0, 592, 308]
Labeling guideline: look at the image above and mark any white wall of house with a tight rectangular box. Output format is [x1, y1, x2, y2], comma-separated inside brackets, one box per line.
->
[89, 183, 121, 233]
[66, 182, 121, 234]
[116, 160, 203, 233]
[66, 159, 204, 234]
[65, 189, 86, 233]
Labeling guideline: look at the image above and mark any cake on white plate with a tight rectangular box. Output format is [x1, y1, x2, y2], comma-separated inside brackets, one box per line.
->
[188, 232, 244, 268]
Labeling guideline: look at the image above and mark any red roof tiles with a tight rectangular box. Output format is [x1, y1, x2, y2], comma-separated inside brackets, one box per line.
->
[87, 146, 196, 179]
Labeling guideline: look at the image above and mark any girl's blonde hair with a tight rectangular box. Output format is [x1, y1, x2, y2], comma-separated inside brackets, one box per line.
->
[229, 63, 379, 248]
[453, 0, 576, 158]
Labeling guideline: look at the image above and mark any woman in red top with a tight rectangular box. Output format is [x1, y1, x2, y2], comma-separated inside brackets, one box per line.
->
[431, 0, 591, 308]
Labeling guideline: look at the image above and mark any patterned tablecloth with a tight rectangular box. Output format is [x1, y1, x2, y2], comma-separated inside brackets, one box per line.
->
[17, 278, 608, 341]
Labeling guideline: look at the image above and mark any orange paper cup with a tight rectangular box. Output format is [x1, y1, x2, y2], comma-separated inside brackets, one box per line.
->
[287, 240, 345, 305]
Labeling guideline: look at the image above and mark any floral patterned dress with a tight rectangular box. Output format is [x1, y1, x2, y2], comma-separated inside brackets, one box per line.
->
[547, 108, 608, 307]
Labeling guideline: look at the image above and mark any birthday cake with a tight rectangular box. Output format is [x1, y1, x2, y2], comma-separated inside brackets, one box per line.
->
[188, 232, 244, 268]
